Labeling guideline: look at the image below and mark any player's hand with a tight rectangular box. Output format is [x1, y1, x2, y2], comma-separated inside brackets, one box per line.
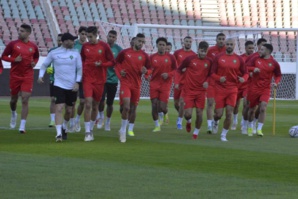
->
[203, 82, 208, 88]
[46, 67, 53, 74]
[145, 75, 151, 81]
[161, 73, 169, 80]
[175, 84, 179, 89]
[238, 76, 245, 83]
[72, 83, 79, 92]
[37, 77, 44, 84]
[219, 76, 226, 83]
[254, 68, 260, 73]
[271, 82, 278, 89]
[31, 61, 36, 68]
[95, 61, 102, 67]
[120, 69, 126, 77]
[15, 54, 22, 62]
[141, 66, 147, 74]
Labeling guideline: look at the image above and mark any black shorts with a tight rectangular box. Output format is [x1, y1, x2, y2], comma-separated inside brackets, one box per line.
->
[100, 83, 118, 106]
[78, 82, 84, 99]
[54, 86, 77, 106]
[49, 81, 55, 97]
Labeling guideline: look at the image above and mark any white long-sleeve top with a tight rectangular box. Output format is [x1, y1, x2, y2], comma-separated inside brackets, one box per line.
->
[39, 47, 82, 90]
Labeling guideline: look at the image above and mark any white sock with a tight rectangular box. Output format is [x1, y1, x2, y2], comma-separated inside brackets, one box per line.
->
[243, 120, 248, 128]
[100, 111, 104, 119]
[253, 118, 258, 125]
[257, 122, 263, 131]
[221, 128, 229, 137]
[128, 123, 134, 131]
[248, 122, 253, 128]
[96, 112, 100, 120]
[154, 120, 159, 127]
[207, 120, 212, 127]
[50, 113, 55, 122]
[158, 112, 164, 119]
[70, 118, 75, 126]
[106, 117, 111, 124]
[62, 120, 68, 129]
[177, 117, 183, 125]
[84, 122, 90, 132]
[241, 116, 244, 125]
[75, 115, 81, 122]
[193, 128, 200, 135]
[121, 119, 128, 131]
[55, 124, 62, 136]
[90, 120, 95, 131]
[19, 119, 26, 131]
[11, 110, 17, 117]
[233, 114, 238, 124]
[214, 120, 219, 125]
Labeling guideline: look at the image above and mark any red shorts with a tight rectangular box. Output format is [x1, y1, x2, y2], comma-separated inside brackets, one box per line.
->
[247, 89, 270, 108]
[83, 81, 104, 102]
[174, 85, 183, 100]
[237, 88, 247, 101]
[215, 87, 238, 109]
[182, 90, 206, 109]
[119, 84, 140, 105]
[150, 85, 171, 103]
[10, 76, 33, 95]
[206, 84, 215, 99]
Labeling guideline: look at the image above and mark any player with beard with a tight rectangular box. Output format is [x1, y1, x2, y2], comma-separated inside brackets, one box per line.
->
[211, 38, 248, 141]
[246, 44, 281, 137]
[173, 36, 196, 130]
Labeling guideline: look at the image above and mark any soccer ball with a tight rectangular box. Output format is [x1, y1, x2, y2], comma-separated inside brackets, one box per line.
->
[289, 126, 298, 138]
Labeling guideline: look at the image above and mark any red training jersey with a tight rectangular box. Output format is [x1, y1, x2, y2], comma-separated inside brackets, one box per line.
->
[176, 55, 212, 92]
[238, 53, 251, 89]
[173, 48, 196, 85]
[211, 52, 248, 90]
[115, 48, 151, 88]
[149, 52, 177, 88]
[207, 45, 226, 59]
[81, 40, 115, 84]
[1, 39, 39, 78]
[246, 56, 282, 90]
[0, 59, 3, 74]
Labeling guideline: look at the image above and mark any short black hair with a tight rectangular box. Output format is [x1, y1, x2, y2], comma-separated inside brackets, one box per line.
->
[131, 37, 136, 41]
[20, 24, 32, 33]
[86, 26, 98, 35]
[216, 33, 226, 39]
[198, 41, 209, 50]
[57, 33, 63, 37]
[167, 42, 172, 46]
[257, 38, 267, 45]
[78, 26, 87, 33]
[136, 33, 145, 38]
[245, 40, 254, 46]
[108, 30, 117, 35]
[184, 36, 192, 40]
[262, 43, 273, 53]
[156, 37, 167, 44]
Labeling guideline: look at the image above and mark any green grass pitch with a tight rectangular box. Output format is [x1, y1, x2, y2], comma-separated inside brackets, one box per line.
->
[1, 97, 298, 198]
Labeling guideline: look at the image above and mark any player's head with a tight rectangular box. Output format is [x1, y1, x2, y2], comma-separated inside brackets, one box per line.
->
[78, 26, 87, 42]
[156, 37, 167, 54]
[130, 37, 136, 47]
[225, 38, 235, 54]
[134, 33, 145, 50]
[245, 40, 254, 55]
[166, 42, 172, 52]
[57, 33, 63, 47]
[259, 43, 273, 58]
[18, 24, 32, 40]
[257, 38, 267, 50]
[107, 30, 117, 46]
[198, 41, 209, 59]
[183, 36, 192, 50]
[61, 32, 77, 49]
[86, 26, 98, 44]
[216, 33, 226, 47]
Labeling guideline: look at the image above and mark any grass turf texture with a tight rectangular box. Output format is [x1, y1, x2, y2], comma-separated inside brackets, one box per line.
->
[0, 97, 298, 198]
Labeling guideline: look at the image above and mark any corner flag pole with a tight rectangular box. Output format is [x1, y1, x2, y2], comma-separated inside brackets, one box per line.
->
[272, 87, 277, 135]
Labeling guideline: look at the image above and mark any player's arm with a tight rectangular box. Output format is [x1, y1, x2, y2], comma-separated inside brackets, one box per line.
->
[273, 60, 282, 86]
[38, 51, 54, 83]
[205, 58, 213, 86]
[238, 56, 249, 82]
[175, 56, 191, 85]
[101, 43, 116, 68]
[141, 53, 151, 75]
[210, 55, 222, 82]
[75, 52, 83, 83]
[1, 42, 16, 62]
[167, 54, 178, 78]
[32, 45, 40, 67]
[115, 50, 126, 78]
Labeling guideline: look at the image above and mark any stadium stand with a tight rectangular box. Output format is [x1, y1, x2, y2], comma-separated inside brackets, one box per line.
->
[0, 0, 297, 60]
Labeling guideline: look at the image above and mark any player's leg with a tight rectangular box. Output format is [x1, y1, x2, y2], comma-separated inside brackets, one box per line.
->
[241, 97, 249, 134]
[220, 105, 234, 141]
[213, 108, 223, 134]
[253, 106, 260, 134]
[19, 91, 31, 134]
[96, 84, 106, 129]
[192, 108, 203, 139]
[247, 92, 260, 136]
[183, 92, 194, 133]
[255, 101, 267, 137]
[119, 85, 131, 143]
[159, 87, 171, 125]
[127, 87, 140, 136]
[9, 78, 20, 129]
[53, 86, 66, 142]
[213, 92, 225, 134]
[231, 97, 241, 130]
[62, 89, 78, 140]
[151, 98, 160, 132]
[91, 99, 100, 133]
[206, 98, 215, 134]
[49, 82, 55, 127]
[105, 83, 118, 131]
[74, 82, 85, 132]
[184, 107, 193, 133]
[178, 97, 186, 129]
[83, 82, 94, 138]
